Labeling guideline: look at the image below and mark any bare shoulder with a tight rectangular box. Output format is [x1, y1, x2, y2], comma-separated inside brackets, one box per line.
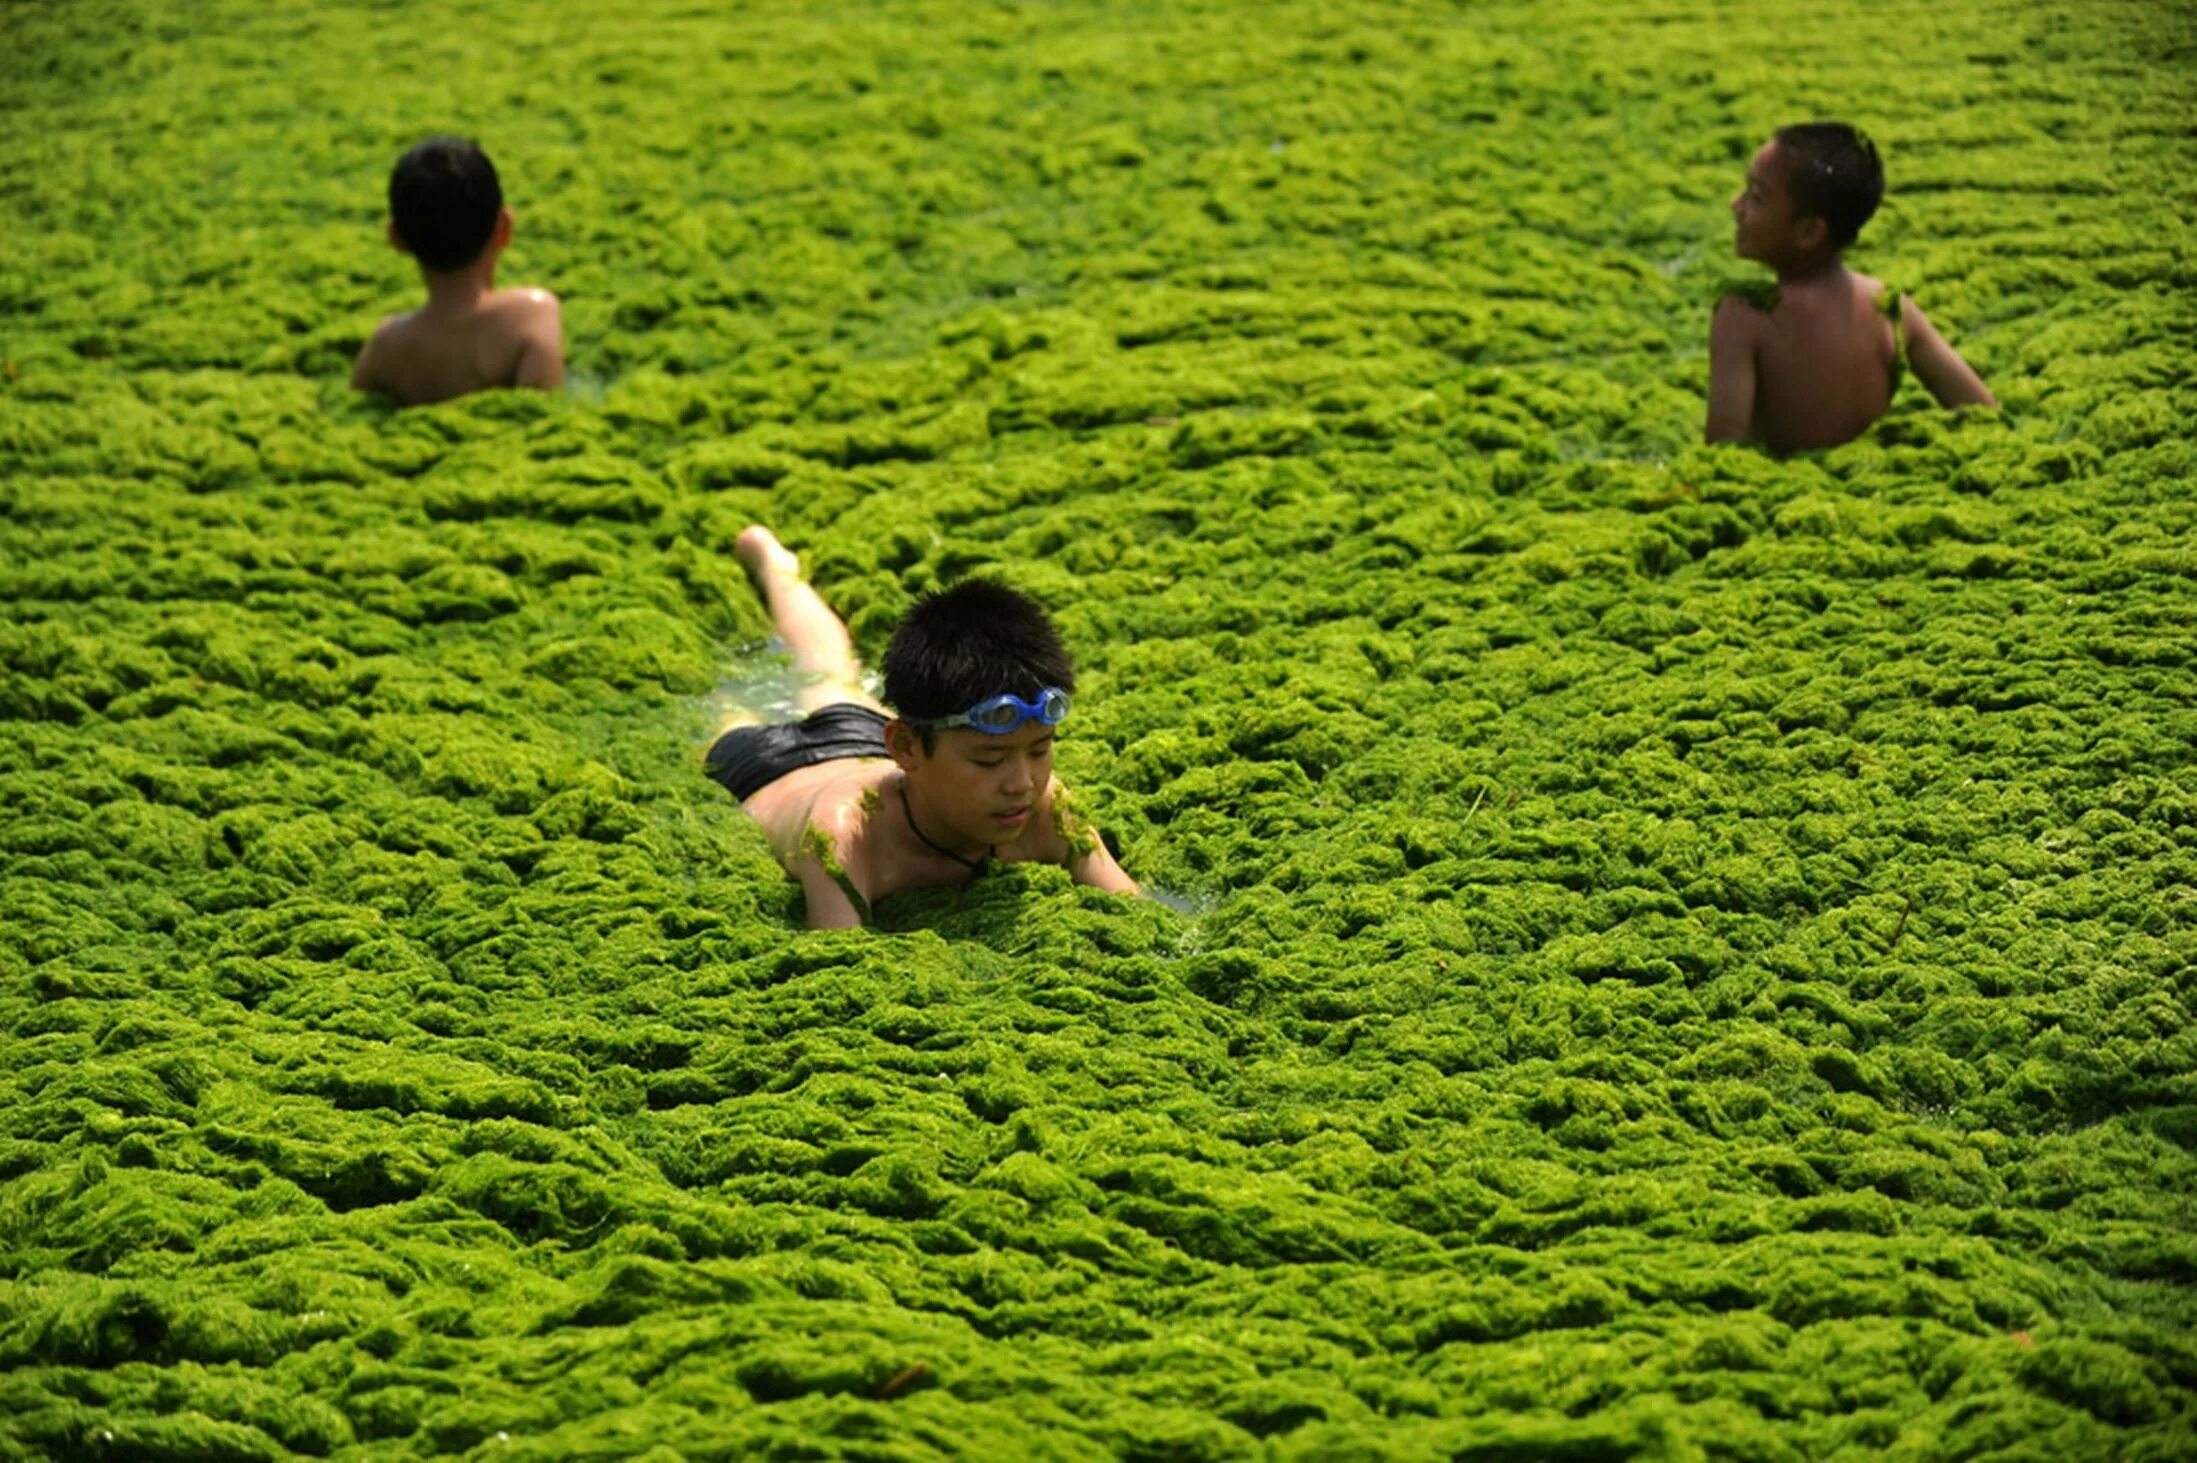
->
[366, 309, 420, 346]
[352, 311, 413, 390]
[1710, 292, 1766, 346]
[1717, 276, 1780, 317]
[805, 767, 892, 903]
[491, 286, 562, 323]
[810, 773, 880, 848]
[785, 791, 876, 928]
[1847, 271, 1900, 318]
[496, 288, 565, 390]
[1714, 291, 1768, 326]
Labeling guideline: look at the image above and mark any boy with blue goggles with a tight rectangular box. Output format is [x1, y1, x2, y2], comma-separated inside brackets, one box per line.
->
[704, 527, 1138, 929]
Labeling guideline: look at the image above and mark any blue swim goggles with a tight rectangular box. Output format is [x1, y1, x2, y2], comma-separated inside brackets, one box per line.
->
[907, 687, 1070, 735]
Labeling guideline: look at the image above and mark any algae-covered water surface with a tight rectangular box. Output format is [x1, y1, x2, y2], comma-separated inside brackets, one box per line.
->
[5, 0, 2196, 1456]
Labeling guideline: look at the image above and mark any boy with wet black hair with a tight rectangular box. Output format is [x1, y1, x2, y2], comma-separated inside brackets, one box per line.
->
[705, 526, 1138, 929]
[351, 136, 564, 406]
[1708, 121, 1995, 453]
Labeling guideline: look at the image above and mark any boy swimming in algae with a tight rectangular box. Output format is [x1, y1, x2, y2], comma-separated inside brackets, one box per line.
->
[351, 137, 564, 406]
[1708, 122, 1996, 453]
[706, 526, 1139, 929]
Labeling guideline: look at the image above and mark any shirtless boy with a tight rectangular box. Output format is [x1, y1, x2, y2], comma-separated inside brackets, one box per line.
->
[351, 137, 564, 406]
[1708, 122, 1995, 453]
[706, 526, 1139, 929]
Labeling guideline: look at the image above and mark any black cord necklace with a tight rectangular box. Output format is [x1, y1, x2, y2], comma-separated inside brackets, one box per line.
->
[899, 783, 988, 875]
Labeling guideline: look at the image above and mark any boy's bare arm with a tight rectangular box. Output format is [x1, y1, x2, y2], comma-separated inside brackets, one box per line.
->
[793, 812, 870, 929]
[1901, 297, 1996, 410]
[794, 845, 867, 929]
[513, 292, 565, 392]
[1071, 836, 1140, 896]
[798, 858, 865, 928]
[1704, 296, 1759, 443]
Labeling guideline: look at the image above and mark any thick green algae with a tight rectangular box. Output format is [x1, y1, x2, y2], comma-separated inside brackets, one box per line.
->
[4, 0, 2197, 1456]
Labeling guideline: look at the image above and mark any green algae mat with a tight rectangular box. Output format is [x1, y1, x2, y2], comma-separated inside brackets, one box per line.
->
[5, 0, 2197, 1456]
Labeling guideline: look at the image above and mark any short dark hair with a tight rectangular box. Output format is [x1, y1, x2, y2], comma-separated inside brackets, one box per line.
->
[389, 137, 503, 271]
[1774, 122, 1883, 249]
[882, 581, 1077, 740]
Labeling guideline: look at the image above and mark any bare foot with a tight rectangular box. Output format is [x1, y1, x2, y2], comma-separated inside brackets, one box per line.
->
[733, 524, 801, 584]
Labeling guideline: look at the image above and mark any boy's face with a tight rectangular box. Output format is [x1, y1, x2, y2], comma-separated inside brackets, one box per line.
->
[1731, 141, 1813, 263]
[893, 720, 1055, 847]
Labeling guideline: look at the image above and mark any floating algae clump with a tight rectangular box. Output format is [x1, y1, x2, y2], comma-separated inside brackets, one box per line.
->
[4, 0, 2197, 1456]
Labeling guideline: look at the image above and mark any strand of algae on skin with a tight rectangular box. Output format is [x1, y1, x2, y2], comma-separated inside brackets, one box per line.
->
[4, 0, 2197, 1455]
[803, 818, 874, 925]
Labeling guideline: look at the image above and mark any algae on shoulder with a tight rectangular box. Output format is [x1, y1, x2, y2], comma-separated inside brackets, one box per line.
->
[801, 819, 872, 926]
[1048, 781, 1101, 859]
[1719, 276, 1781, 314]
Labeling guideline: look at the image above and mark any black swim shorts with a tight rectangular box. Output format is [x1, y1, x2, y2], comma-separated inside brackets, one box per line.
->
[703, 703, 891, 801]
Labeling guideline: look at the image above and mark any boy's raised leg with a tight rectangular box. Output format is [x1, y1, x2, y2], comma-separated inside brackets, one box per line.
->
[734, 526, 884, 715]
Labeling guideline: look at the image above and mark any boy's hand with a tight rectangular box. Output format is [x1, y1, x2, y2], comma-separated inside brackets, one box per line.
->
[1705, 295, 1760, 443]
[1901, 297, 1996, 411]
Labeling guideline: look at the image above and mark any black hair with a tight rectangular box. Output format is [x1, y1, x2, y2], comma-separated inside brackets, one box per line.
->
[882, 581, 1077, 744]
[1774, 122, 1884, 249]
[389, 136, 503, 271]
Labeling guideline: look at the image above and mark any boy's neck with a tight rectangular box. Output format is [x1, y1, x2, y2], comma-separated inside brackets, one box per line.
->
[1772, 250, 1847, 287]
[419, 255, 499, 311]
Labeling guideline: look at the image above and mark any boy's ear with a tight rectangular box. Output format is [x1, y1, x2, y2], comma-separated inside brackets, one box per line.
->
[884, 718, 925, 772]
[491, 206, 515, 250]
[386, 218, 410, 254]
[1794, 213, 1830, 253]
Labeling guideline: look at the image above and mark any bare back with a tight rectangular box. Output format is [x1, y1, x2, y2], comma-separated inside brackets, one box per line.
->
[1743, 269, 1897, 453]
[353, 287, 563, 407]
